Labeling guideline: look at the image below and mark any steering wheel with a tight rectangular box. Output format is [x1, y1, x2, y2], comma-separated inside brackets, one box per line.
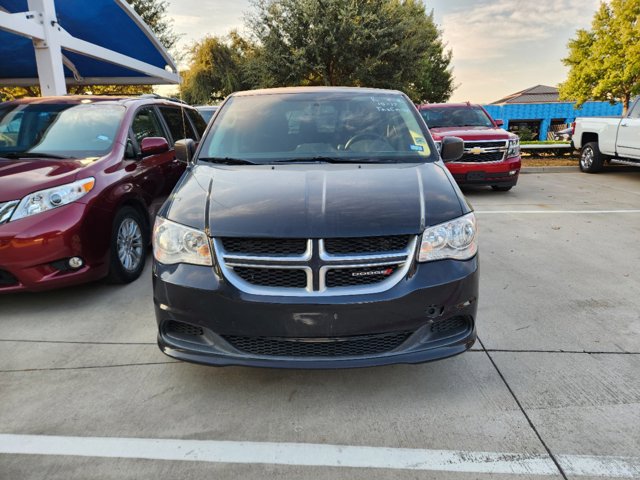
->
[344, 133, 390, 151]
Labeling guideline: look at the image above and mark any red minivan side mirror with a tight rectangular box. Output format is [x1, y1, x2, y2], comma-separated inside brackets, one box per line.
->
[495, 119, 504, 127]
[140, 137, 169, 156]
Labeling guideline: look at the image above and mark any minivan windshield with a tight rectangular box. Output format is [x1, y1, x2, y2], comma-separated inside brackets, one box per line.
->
[421, 106, 494, 129]
[200, 91, 435, 164]
[0, 103, 125, 159]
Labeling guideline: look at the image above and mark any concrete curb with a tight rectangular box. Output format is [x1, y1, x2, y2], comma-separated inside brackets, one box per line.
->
[521, 166, 579, 174]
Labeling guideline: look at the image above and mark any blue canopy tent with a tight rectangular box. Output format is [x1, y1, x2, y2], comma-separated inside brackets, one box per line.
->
[0, 0, 180, 95]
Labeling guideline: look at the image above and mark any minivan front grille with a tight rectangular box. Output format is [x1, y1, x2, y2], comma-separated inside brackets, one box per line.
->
[221, 238, 308, 256]
[324, 235, 410, 255]
[326, 265, 399, 288]
[222, 331, 413, 357]
[233, 267, 308, 288]
[214, 236, 417, 297]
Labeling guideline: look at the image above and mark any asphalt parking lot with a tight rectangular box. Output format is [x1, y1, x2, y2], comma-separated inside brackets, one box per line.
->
[1, 169, 639, 479]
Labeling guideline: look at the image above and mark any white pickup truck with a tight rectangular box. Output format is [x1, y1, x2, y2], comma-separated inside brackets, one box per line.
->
[573, 97, 640, 173]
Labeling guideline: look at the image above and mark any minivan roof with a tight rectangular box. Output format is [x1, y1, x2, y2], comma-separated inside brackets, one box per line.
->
[232, 86, 404, 97]
[1, 95, 190, 108]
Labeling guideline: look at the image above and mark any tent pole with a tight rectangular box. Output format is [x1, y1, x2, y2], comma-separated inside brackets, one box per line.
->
[27, 0, 66, 95]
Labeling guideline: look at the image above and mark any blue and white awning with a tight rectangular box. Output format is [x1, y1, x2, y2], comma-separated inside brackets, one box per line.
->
[0, 0, 180, 94]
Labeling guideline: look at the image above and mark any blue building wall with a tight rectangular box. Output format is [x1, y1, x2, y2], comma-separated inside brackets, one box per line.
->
[483, 101, 623, 140]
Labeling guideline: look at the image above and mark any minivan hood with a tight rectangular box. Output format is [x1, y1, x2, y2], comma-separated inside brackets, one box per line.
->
[429, 126, 514, 141]
[163, 162, 466, 237]
[0, 157, 87, 201]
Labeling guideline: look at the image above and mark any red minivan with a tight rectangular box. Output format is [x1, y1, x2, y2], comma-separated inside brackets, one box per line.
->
[0, 95, 207, 292]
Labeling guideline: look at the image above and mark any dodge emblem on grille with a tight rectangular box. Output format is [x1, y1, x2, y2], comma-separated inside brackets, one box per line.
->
[352, 268, 394, 277]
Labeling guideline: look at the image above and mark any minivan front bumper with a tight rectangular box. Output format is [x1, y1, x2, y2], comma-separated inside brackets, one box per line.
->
[153, 256, 478, 369]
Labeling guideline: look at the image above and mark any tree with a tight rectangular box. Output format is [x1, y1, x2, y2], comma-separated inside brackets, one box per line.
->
[246, 0, 454, 103]
[180, 34, 252, 104]
[0, 0, 177, 101]
[560, 0, 640, 113]
[127, 0, 179, 54]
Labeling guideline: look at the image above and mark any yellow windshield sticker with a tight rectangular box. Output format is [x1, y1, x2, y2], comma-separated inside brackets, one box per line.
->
[409, 130, 430, 156]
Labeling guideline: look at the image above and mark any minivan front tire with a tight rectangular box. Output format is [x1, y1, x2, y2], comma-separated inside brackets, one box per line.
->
[107, 207, 147, 284]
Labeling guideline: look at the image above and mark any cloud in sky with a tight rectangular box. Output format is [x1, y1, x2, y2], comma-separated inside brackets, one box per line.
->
[437, 0, 600, 102]
[441, 0, 597, 61]
[162, 0, 602, 104]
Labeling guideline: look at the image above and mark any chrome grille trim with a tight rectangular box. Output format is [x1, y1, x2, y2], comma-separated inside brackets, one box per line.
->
[213, 236, 417, 297]
[0, 200, 19, 225]
[453, 139, 508, 164]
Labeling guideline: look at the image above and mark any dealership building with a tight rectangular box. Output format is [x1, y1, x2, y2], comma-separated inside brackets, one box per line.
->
[483, 85, 623, 141]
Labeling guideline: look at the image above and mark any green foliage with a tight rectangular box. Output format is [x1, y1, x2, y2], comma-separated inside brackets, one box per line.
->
[0, 86, 40, 102]
[245, 0, 454, 103]
[180, 33, 254, 104]
[126, 0, 179, 53]
[560, 0, 640, 113]
[179, 0, 455, 104]
[512, 126, 537, 141]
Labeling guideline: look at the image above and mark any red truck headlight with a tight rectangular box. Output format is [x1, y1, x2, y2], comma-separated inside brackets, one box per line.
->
[507, 139, 520, 158]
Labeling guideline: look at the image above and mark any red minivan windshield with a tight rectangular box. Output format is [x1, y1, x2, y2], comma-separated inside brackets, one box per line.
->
[0, 103, 125, 159]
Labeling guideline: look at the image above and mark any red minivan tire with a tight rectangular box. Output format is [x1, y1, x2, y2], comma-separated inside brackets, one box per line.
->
[106, 207, 148, 284]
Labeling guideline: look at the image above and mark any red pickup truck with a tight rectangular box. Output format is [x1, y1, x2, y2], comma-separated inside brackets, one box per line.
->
[418, 103, 521, 191]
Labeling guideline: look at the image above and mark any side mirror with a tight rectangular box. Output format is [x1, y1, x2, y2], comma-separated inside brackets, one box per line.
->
[495, 119, 504, 127]
[140, 137, 169, 156]
[175, 138, 196, 164]
[440, 136, 464, 162]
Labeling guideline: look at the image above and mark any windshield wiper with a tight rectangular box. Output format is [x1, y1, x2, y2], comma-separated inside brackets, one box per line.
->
[1, 152, 71, 159]
[199, 157, 259, 165]
[273, 156, 379, 164]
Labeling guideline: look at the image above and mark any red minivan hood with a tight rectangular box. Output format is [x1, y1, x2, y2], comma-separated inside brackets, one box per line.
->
[0, 157, 89, 201]
[429, 126, 513, 141]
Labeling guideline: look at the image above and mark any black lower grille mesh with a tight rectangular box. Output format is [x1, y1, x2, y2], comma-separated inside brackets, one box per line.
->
[221, 238, 307, 255]
[233, 267, 307, 288]
[166, 320, 204, 337]
[430, 316, 469, 336]
[326, 265, 399, 287]
[324, 236, 410, 254]
[223, 331, 412, 357]
[0, 269, 18, 286]
[460, 152, 504, 163]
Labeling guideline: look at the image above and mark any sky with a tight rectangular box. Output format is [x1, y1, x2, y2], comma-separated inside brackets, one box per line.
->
[163, 0, 601, 103]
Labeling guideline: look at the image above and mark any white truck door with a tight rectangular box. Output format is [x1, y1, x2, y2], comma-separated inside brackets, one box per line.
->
[617, 99, 640, 159]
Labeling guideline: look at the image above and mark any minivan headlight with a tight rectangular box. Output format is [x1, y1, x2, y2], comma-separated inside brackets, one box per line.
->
[418, 212, 477, 262]
[507, 138, 520, 158]
[153, 217, 212, 266]
[11, 177, 95, 221]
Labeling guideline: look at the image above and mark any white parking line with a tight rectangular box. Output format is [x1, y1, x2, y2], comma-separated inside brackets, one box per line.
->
[1, 434, 639, 477]
[475, 209, 640, 214]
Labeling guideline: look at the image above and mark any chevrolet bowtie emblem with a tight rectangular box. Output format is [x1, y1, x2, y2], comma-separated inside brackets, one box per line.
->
[468, 147, 485, 155]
